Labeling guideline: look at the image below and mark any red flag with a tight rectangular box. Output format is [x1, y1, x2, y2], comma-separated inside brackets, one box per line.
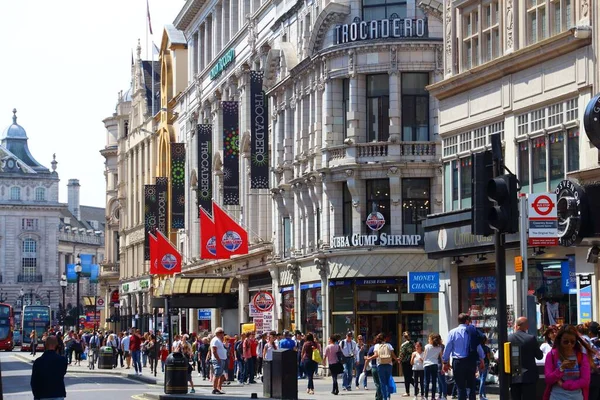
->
[149, 231, 159, 274]
[150, 230, 181, 275]
[213, 202, 248, 257]
[199, 207, 220, 260]
[146, 0, 153, 35]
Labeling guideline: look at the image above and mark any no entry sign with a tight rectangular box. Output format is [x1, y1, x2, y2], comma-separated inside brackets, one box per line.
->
[528, 193, 558, 246]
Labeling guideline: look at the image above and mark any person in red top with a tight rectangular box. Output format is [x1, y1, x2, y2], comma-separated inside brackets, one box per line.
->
[129, 329, 143, 375]
[160, 343, 169, 372]
[243, 333, 258, 384]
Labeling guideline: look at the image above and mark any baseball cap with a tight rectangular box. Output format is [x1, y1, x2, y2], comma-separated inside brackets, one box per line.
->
[215, 327, 224, 334]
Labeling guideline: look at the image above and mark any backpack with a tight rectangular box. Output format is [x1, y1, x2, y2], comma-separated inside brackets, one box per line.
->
[90, 335, 98, 349]
[378, 343, 392, 364]
[235, 340, 244, 360]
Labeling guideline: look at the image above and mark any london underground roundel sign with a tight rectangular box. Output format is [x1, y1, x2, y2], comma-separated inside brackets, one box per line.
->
[366, 212, 386, 231]
[252, 291, 274, 313]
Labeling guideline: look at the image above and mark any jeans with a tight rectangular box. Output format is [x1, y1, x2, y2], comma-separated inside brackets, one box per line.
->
[161, 359, 165, 372]
[131, 350, 142, 373]
[343, 357, 354, 389]
[414, 370, 424, 396]
[244, 357, 255, 383]
[479, 368, 487, 397]
[236, 360, 244, 382]
[378, 364, 393, 400]
[66, 346, 73, 364]
[401, 361, 413, 395]
[200, 358, 209, 378]
[142, 351, 148, 367]
[303, 360, 317, 390]
[425, 364, 439, 399]
[452, 358, 477, 400]
[438, 368, 448, 398]
[355, 362, 367, 388]
[372, 366, 382, 400]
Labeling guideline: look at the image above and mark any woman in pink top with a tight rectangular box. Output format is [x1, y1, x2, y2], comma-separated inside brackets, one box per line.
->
[323, 335, 343, 395]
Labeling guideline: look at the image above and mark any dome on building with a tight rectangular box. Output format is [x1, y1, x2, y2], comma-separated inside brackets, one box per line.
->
[1, 109, 28, 139]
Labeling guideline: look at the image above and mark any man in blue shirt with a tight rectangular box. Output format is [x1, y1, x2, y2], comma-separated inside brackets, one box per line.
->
[442, 313, 485, 400]
[278, 331, 296, 350]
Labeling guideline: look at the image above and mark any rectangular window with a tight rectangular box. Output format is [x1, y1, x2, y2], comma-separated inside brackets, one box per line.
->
[402, 73, 429, 141]
[567, 128, 579, 172]
[402, 178, 430, 241]
[22, 219, 38, 231]
[518, 141, 530, 192]
[343, 183, 353, 236]
[342, 78, 350, 138]
[366, 179, 390, 235]
[10, 187, 20, 201]
[460, 157, 472, 208]
[452, 160, 459, 209]
[444, 163, 452, 212]
[35, 188, 45, 201]
[532, 136, 547, 192]
[283, 217, 291, 258]
[362, 0, 407, 20]
[549, 132, 564, 189]
[367, 74, 390, 142]
[527, 0, 547, 44]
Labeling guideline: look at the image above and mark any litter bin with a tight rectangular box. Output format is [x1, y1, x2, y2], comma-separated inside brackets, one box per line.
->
[97, 346, 113, 370]
[272, 349, 298, 400]
[164, 352, 188, 394]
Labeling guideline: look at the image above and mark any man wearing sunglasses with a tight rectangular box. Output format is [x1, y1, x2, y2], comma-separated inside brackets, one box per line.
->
[508, 317, 543, 400]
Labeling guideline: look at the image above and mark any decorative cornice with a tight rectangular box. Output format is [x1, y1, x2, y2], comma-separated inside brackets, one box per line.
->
[418, 0, 443, 21]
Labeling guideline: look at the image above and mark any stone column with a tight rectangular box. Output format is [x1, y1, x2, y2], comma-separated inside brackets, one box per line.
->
[237, 276, 249, 324]
[230, 0, 238, 37]
[388, 71, 401, 143]
[388, 167, 402, 234]
[315, 256, 328, 345]
[287, 262, 301, 333]
[215, 6, 222, 55]
[269, 266, 281, 324]
[322, 79, 333, 147]
[222, 0, 230, 46]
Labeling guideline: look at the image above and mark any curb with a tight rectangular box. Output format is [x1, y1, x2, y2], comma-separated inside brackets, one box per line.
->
[142, 393, 258, 400]
[11, 353, 157, 385]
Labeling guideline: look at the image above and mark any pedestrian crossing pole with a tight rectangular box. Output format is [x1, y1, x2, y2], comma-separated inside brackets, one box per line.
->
[491, 135, 510, 400]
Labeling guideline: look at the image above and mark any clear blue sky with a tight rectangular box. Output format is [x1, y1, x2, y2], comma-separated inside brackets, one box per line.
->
[0, 0, 182, 207]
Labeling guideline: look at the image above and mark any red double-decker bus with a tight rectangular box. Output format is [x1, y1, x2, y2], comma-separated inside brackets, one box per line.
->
[0, 304, 15, 351]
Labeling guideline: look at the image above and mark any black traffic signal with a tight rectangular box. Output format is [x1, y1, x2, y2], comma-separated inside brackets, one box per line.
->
[487, 173, 519, 233]
[472, 151, 494, 236]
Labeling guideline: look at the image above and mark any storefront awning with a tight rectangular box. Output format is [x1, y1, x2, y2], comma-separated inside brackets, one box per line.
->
[154, 276, 234, 296]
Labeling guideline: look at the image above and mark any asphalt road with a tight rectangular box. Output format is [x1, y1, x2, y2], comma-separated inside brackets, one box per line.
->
[0, 350, 156, 399]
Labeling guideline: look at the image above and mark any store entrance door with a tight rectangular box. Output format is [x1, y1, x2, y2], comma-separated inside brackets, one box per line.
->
[357, 314, 399, 375]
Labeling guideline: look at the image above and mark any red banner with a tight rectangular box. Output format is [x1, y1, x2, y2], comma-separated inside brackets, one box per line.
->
[149, 230, 182, 275]
[200, 207, 220, 260]
[213, 202, 248, 257]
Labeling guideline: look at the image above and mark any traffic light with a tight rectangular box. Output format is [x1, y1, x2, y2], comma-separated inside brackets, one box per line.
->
[472, 151, 494, 236]
[487, 173, 519, 233]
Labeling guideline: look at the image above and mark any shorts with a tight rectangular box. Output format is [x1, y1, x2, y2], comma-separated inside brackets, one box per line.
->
[124, 351, 130, 357]
[212, 359, 226, 377]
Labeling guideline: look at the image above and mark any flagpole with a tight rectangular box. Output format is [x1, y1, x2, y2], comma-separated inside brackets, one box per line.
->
[145, 0, 150, 60]
[151, 43, 155, 116]
[211, 201, 266, 243]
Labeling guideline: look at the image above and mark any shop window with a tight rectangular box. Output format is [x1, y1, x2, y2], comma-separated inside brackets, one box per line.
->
[357, 285, 398, 312]
[302, 288, 323, 339]
[366, 179, 391, 235]
[443, 163, 452, 212]
[460, 273, 502, 351]
[343, 183, 353, 236]
[460, 157, 472, 208]
[367, 74, 389, 142]
[531, 136, 547, 193]
[402, 73, 429, 141]
[528, 260, 577, 326]
[567, 128, 579, 172]
[342, 78, 350, 138]
[331, 284, 354, 312]
[282, 290, 295, 330]
[518, 141, 530, 193]
[452, 160, 459, 209]
[549, 132, 564, 190]
[362, 0, 407, 20]
[402, 178, 429, 240]
[332, 314, 355, 338]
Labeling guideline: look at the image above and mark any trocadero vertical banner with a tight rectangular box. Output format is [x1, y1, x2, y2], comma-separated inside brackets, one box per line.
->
[155, 177, 168, 235]
[222, 101, 239, 205]
[250, 71, 269, 189]
[171, 143, 186, 229]
[197, 124, 213, 214]
[144, 184, 158, 260]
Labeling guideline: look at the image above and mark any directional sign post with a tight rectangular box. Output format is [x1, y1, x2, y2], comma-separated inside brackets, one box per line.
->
[528, 193, 558, 246]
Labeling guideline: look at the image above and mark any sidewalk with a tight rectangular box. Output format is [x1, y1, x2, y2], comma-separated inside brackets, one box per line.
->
[13, 351, 501, 400]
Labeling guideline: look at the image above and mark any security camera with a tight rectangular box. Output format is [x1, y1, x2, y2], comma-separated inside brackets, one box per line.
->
[587, 246, 600, 263]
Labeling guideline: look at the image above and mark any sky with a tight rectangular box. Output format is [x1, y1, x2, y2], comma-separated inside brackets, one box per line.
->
[0, 0, 183, 208]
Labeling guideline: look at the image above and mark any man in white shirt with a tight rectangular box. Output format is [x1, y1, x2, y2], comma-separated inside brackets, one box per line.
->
[172, 335, 182, 353]
[121, 332, 131, 369]
[340, 331, 358, 391]
[210, 327, 228, 395]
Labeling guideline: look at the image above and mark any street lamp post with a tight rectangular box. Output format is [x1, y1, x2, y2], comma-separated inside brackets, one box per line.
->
[0, 288, 6, 303]
[75, 255, 82, 329]
[59, 275, 67, 326]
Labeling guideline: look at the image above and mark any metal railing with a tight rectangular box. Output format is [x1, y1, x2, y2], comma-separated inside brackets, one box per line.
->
[58, 232, 104, 245]
[324, 141, 438, 167]
[17, 274, 43, 283]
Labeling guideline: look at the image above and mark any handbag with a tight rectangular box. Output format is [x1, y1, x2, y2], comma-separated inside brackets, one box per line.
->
[312, 348, 323, 363]
[389, 375, 397, 394]
[329, 362, 344, 375]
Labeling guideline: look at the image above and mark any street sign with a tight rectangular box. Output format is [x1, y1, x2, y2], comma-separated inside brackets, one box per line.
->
[514, 256, 523, 273]
[198, 309, 211, 320]
[252, 291, 274, 313]
[96, 298, 105, 309]
[528, 193, 558, 246]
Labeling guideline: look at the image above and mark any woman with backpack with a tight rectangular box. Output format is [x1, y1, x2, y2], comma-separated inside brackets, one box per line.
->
[323, 334, 343, 395]
[544, 324, 592, 400]
[367, 333, 400, 400]
[300, 332, 320, 395]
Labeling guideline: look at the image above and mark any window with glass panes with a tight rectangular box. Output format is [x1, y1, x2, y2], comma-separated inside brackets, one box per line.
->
[343, 183, 353, 236]
[526, 0, 573, 45]
[518, 141, 530, 193]
[461, 1, 502, 71]
[21, 238, 37, 276]
[342, 79, 350, 138]
[462, 7, 479, 70]
[402, 179, 429, 241]
[366, 179, 390, 235]
[402, 73, 429, 141]
[367, 74, 389, 142]
[10, 187, 20, 200]
[362, 0, 407, 20]
[482, 1, 500, 62]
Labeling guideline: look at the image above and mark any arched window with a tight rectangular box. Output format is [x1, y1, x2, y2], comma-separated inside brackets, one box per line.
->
[10, 186, 20, 200]
[21, 238, 38, 279]
[35, 187, 45, 201]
